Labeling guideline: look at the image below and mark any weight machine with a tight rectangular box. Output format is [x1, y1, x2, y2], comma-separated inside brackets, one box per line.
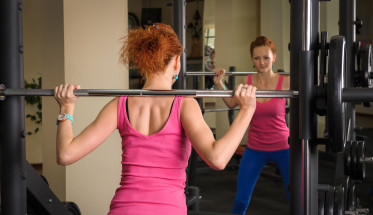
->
[1, 0, 373, 215]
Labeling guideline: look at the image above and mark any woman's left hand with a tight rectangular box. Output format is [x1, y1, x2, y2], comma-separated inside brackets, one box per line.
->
[54, 84, 81, 110]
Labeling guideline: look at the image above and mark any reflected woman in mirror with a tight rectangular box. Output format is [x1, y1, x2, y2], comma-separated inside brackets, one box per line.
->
[214, 36, 290, 214]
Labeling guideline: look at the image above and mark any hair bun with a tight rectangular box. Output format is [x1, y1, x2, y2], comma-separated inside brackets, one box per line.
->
[120, 23, 183, 80]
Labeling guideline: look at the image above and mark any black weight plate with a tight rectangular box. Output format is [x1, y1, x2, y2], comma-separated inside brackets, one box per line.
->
[362, 45, 373, 88]
[341, 176, 349, 210]
[320, 31, 328, 82]
[327, 36, 347, 153]
[357, 141, 366, 181]
[361, 45, 373, 107]
[347, 184, 356, 211]
[334, 186, 345, 215]
[344, 141, 352, 176]
[351, 141, 358, 179]
[325, 186, 335, 215]
[319, 191, 325, 215]
[336, 175, 350, 210]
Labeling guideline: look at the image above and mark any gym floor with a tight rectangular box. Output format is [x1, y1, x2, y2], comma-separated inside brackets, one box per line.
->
[188, 127, 373, 215]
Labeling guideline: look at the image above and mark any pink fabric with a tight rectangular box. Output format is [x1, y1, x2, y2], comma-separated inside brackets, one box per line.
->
[246, 75, 289, 151]
[108, 95, 192, 215]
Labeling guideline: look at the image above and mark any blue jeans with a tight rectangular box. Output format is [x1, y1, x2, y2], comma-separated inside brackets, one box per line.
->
[232, 147, 289, 214]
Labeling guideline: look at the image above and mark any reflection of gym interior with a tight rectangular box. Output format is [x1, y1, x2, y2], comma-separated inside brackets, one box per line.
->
[2, 0, 373, 214]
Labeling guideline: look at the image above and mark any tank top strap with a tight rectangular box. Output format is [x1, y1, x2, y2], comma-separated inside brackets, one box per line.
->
[247, 75, 253, 85]
[172, 95, 183, 121]
[275, 75, 284, 90]
[117, 95, 128, 131]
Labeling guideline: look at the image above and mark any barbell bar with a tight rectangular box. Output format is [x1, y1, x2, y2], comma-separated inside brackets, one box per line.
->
[0, 85, 298, 100]
[2, 84, 373, 102]
[203, 107, 240, 113]
[185, 71, 291, 76]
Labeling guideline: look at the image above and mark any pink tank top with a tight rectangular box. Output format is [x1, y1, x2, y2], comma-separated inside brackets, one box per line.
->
[247, 75, 289, 151]
[108, 95, 192, 215]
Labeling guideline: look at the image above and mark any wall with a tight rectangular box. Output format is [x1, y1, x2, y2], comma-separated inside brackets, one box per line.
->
[23, 0, 43, 164]
[41, 0, 127, 214]
[320, 0, 339, 40]
[213, 0, 260, 140]
[41, 0, 66, 200]
[260, 0, 290, 74]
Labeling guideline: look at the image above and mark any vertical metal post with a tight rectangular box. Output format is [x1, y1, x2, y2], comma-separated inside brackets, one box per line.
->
[339, 0, 356, 140]
[227, 66, 236, 125]
[290, 0, 319, 214]
[172, 0, 187, 90]
[290, 1, 303, 214]
[0, 0, 27, 214]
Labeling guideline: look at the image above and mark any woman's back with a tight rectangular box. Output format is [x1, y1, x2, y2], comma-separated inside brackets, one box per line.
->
[109, 95, 191, 215]
[127, 96, 176, 136]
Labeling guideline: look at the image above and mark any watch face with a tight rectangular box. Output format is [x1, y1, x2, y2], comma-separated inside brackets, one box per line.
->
[58, 113, 66, 121]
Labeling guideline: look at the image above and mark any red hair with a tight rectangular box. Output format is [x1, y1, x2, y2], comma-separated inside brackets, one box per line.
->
[120, 23, 183, 80]
[250, 36, 277, 56]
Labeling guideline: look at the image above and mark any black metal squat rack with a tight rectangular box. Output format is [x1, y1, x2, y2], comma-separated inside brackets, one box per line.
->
[1, 0, 373, 215]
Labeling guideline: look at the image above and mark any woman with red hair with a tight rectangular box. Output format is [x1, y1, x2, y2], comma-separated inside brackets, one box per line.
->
[53, 23, 257, 215]
[214, 36, 290, 214]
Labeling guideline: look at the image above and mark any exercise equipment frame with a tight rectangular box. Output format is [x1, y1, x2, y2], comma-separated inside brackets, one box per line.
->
[1, 0, 373, 214]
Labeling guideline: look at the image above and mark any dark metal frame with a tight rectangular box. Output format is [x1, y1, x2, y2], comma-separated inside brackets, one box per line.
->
[172, 0, 187, 90]
[0, 0, 72, 214]
[0, 0, 27, 214]
[290, 0, 367, 214]
[289, 0, 319, 214]
[1, 0, 370, 214]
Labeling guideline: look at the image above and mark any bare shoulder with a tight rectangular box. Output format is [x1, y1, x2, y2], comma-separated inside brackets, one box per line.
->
[105, 97, 119, 110]
[181, 96, 200, 110]
[282, 75, 290, 90]
[180, 96, 206, 133]
[97, 97, 119, 118]
[181, 96, 202, 118]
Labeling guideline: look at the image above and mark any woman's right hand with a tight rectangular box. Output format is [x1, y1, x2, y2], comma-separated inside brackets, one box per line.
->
[234, 84, 256, 111]
[54, 84, 81, 111]
[213, 68, 226, 87]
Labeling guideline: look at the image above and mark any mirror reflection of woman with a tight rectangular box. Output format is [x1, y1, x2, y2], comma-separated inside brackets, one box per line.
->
[214, 36, 290, 214]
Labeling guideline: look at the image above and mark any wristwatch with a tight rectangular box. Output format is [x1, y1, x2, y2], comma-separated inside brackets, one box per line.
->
[56, 113, 73, 125]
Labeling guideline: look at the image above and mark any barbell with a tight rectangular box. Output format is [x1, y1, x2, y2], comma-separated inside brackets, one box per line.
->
[1, 85, 372, 101]
[0, 86, 298, 99]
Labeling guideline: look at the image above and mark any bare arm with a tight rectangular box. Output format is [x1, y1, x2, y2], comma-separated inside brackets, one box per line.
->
[213, 69, 249, 109]
[181, 84, 256, 170]
[54, 84, 118, 165]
